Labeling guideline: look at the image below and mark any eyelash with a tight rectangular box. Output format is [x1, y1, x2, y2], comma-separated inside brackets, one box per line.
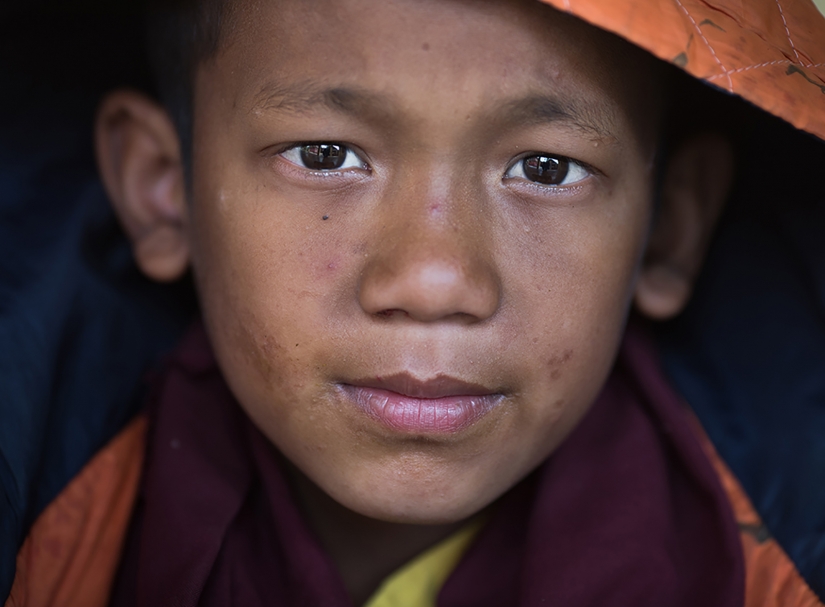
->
[277, 143, 592, 188]
[504, 154, 591, 188]
[280, 143, 368, 173]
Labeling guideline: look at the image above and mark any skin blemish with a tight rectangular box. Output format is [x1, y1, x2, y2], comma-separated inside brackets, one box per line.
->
[547, 349, 574, 366]
[259, 334, 283, 358]
[547, 349, 574, 379]
[322, 215, 330, 220]
[422, 42, 430, 51]
[237, 322, 284, 381]
[318, 253, 342, 275]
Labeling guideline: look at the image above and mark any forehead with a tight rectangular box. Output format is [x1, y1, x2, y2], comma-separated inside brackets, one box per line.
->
[201, 0, 659, 148]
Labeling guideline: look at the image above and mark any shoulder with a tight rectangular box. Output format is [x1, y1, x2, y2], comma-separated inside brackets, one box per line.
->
[4, 416, 147, 607]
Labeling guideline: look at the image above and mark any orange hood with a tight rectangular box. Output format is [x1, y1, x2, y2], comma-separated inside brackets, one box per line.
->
[539, 0, 825, 141]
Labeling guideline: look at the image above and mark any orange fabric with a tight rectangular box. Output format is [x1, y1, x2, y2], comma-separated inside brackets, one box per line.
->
[538, 0, 825, 142]
[5, 412, 824, 606]
[4, 416, 147, 607]
[693, 423, 824, 607]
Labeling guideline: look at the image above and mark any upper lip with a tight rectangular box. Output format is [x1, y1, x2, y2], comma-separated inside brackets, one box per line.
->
[346, 373, 498, 399]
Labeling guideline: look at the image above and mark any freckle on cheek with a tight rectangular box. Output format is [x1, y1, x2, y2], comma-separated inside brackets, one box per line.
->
[546, 349, 574, 379]
[234, 322, 280, 381]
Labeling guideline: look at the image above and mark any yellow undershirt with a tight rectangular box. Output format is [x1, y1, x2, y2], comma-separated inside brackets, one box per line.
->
[362, 517, 485, 607]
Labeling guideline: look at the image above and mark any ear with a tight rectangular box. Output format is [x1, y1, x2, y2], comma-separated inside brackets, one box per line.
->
[95, 90, 189, 282]
[634, 133, 734, 320]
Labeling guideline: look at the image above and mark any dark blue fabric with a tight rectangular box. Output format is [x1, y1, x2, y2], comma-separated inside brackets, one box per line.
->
[659, 117, 825, 600]
[0, 12, 192, 600]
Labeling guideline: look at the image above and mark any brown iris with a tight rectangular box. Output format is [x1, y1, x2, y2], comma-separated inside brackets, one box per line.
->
[300, 144, 347, 170]
[523, 155, 569, 185]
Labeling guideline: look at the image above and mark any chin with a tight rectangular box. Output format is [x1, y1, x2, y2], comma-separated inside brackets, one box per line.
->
[325, 469, 500, 525]
[352, 497, 485, 526]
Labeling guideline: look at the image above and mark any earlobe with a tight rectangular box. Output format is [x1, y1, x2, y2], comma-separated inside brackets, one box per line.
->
[635, 133, 734, 320]
[95, 90, 189, 283]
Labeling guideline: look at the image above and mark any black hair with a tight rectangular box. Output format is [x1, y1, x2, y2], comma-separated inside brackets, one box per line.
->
[145, 0, 229, 172]
[144, 0, 747, 185]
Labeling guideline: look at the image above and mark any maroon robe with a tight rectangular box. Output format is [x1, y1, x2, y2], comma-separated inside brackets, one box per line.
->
[110, 321, 744, 606]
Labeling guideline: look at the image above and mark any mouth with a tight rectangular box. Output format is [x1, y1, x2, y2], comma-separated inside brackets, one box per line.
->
[339, 373, 505, 434]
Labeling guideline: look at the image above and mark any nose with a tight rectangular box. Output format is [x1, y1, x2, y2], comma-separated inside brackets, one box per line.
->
[358, 191, 501, 324]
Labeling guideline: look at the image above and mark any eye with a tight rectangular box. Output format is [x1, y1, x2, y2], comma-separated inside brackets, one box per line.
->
[505, 154, 588, 186]
[281, 143, 367, 171]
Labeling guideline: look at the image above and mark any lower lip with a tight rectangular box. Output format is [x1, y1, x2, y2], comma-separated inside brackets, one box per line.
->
[341, 386, 503, 434]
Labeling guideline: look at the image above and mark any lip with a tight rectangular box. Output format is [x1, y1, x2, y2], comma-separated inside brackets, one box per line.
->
[340, 373, 504, 434]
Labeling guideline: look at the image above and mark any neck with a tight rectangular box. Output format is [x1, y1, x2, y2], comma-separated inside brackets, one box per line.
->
[285, 465, 467, 606]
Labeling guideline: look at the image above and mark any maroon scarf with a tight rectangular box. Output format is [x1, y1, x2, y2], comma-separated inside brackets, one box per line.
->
[110, 322, 744, 606]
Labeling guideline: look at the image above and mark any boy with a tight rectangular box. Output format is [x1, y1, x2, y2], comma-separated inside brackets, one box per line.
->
[6, 0, 825, 605]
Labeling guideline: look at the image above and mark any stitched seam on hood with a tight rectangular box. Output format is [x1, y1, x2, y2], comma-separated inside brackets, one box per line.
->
[674, 0, 735, 90]
[775, 0, 802, 61]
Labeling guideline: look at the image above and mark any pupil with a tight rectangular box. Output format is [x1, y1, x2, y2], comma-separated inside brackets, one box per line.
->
[301, 144, 347, 170]
[523, 155, 569, 185]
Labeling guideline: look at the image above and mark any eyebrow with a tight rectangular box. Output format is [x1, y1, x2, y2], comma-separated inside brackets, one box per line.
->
[250, 82, 618, 141]
[501, 95, 618, 141]
[251, 82, 390, 118]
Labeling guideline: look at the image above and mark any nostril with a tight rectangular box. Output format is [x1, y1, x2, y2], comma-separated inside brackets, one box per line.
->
[375, 309, 409, 318]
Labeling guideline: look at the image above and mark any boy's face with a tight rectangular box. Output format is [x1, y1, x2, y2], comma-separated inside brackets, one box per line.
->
[187, 0, 660, 522]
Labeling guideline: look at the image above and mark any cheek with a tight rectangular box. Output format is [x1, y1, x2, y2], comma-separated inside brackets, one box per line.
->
[500, 197, 648, 341]
[492, 188, 651, 422]
[187, 180, 364, 411]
